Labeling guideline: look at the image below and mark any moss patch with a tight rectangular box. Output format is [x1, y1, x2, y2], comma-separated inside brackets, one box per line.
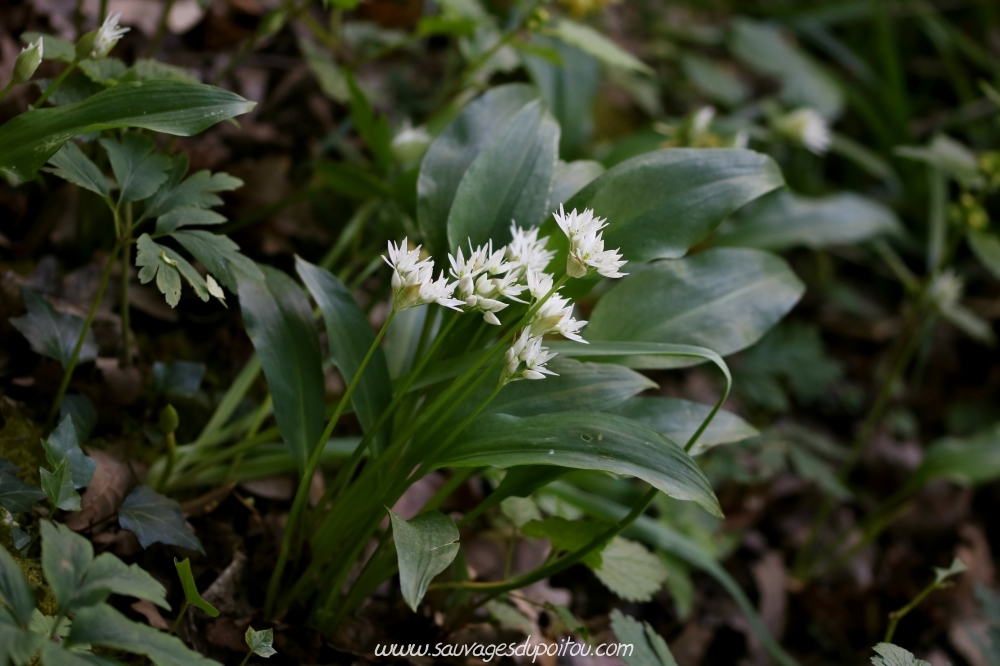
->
[0, 398, 45, 485]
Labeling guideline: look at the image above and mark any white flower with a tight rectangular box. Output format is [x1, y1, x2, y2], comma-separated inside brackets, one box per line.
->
[391, 123, 431, 164]
[506, 222, 555, 276]
[775, 108, 831, 155]
[92, 13, 130, 59]
[502, 329, 558, 384]
[383, 239, 462, 312]
[552, 205, 627, 279]
[526, 270, 553, 301]
[691, 106, 715, 135]
[530, 293, 587, 343]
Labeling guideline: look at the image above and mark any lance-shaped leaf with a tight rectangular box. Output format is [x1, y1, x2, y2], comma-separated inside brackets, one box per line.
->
[446, 99, 559, 251]
[436, 412, 722, 517]
[0, 80, 255, 181]
[390, 510, 460, 611]
[238, 266, 325, 473]
[551, 19, 653, 75]
[171, 230, 262, 293]
[587, 248, 804, 361]
[296, 257, 392, 451]
[610, 397, 758, 456]
[173, 558, 219, 617]
[118, 485, 204, 552]
[43, 415, 95, 489]
[418, 84, 538, 258]
[99, 133, 172, 203]
[545, 149, 784, 265]
[10, 288, 98, 369]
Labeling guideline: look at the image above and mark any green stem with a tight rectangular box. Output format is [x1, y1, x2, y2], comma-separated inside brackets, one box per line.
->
[0, 80, 15, 103]
[264, 311, 396, 615]
[168, 601, 188, 635]
[120, 203, 133, 366]
[48, 242, 121, 425]
[147, 0, 177, 57]
[157, 432, 177, 492]
[34, 59, 80, 108]
[884, 578, 948, 643]
[239, 654, 251, 666]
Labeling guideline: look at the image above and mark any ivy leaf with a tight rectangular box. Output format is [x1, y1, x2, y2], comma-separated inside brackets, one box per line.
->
[60, 395, 98, 442]
[0, 466, 46, 514]
[45, 141, 110, 198]
[99, 133, 172, 203]
[610, 609, 678, 666]
[43, 415, 95, 490]
[870, 643, 931, 666]
[173, 558, 219, 617]
[41, 457, 81, 512]
[10, 288, 98, 369]
[591, 537, 668, 602]
[390, 510, 460, 611]
[118, 485, 204, 552]
[245, 627, 277, 658]
[0, 544, 37, 628]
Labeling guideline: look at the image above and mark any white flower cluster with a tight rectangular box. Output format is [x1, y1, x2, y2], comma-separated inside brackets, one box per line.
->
[382, 207, 627, 385]
[92, 13, 129, 59]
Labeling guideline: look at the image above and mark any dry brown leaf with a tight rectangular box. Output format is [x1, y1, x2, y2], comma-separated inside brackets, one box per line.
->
[131, 599, 170, 631]
[65, 448, 136, 532]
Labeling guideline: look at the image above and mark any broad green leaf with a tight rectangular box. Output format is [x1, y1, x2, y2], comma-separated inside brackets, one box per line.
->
[550, 149, 784, 264]
[61, 395, 97, 442]
[681, 54, 748, 107]
[67, 603, 221, 665]
[548, 340, 731, 373]
[549, 483, 799, 666]
[45, 142, 110, 198]
[155, 208, 227, 234]
[238, 266, 325, 472]
[245, 627, 277, 658]
[171, 230, 262, 293]
[729, 18, 843, 119]
[40, 642, 120, 666]
[41, 457, 81, 511]
[0, 621, 44, 666]
[41, 521, 93, 614]
[0, 545, 36, 627]
[418, 84, 538, 257]
[0, 470, 46, 514]
[610, 397, 758, 455]
[299, 38, 349, 102]
[296, 258, 392, 451]
[895, 134, 982, 189]
[968, 230, 1000, 281]
[524, 35, 600, 158]
[551, 20, 653, 75]
[145, 160, 243, 220]
[551, 160, 604, 208]
[135, 234, 212, 307]
[10, 288, 98, 369]
[521, 517, 609, 566]
[0, 81, 255, 181]
[99, 133, 171, 203]
[437, 412, 722, 517]
[610, 609, 678, 666]
[587, 248, 804, 360]
[910, 425, 1000, 489]
[76, 553, 170, 610]
[124, 59, 198, 83]
[715, 190, 902, 251]
[390, 510, 460, 611]
[446, 100, 559, 251]
[870, 643, 931, 666]
[43, 416, 95, 490]
[444, 357, 656, 427]
[499, 497, 542, 528]
[594, 537, 668, 602]
[118, 485, 204, 552]
[21, 32, 75, 63]
[79, 58, 128, 85]
[173, 558, 219, 617]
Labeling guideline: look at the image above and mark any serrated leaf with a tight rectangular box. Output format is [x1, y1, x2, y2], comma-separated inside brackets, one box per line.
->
[43, 415, 96, 490]
[870, 643, 931, 666]
[41, 458, 81, 511]
[0, 544, 37, 627]
[173, 558, 219, 617]
[245, 627, 277, 658]
[610, 609, 678, 666]
[592, 537, 668, 602]
[135, 234, 183, 307]
[45, 141, 110, 198]
[118, 485, 204, 552]
[77, 553, 170, 610]
[10, 288, 98, 369]
[145, 168, 243, 220]
[99, 133, 172, 203]
[40, 522, 93, 614]
[500, 497, 541, 528]
[171, 230, 262, 293]
[0, 469, 46, 514]
[390, 510, 460, 611]
[155, 208, 227, 234]
[78, 58, 128, 84]
[0, 81, 255, 182]
[521, 517, 609, 567]
[67, 603, 220, 665]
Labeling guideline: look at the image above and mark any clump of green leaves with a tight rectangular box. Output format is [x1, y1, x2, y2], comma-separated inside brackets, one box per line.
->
[0, 521, 216, 665]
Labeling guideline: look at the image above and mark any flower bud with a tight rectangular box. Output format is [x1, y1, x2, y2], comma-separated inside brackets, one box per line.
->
[159, 404, 180, 434]
[75, 31, 98, 61]
[13, 39, 43, 84]
[391, 125, 431, 165]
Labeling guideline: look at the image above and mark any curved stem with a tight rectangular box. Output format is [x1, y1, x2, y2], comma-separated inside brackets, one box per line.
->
[264, 311, 395, 615]
[48, 242, 121, 425]
[0, 80, 15, 103]
[34, 59, 79, 108]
